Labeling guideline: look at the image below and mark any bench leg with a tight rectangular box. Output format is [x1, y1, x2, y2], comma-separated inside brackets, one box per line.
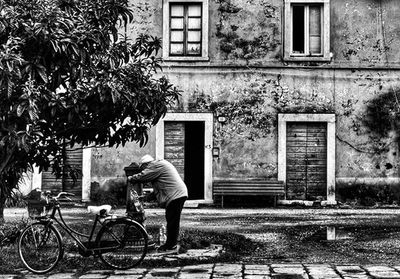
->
[273, 196, 277, 207]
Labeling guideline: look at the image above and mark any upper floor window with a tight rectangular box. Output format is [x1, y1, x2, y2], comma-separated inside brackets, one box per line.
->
[163, 0, 209, 61]
[284, 0, 330, 61]
[170, 3, 202, 56]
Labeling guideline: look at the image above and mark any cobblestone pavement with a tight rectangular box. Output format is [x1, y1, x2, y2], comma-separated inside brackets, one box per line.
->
[4, 263, 400, 279]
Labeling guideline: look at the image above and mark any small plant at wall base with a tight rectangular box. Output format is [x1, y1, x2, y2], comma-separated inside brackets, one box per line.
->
[337, 183, 399, 206]
[0, 0, 180, 223]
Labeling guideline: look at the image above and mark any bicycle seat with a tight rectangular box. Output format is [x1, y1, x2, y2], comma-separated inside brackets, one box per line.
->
[87, 205, 112, 215]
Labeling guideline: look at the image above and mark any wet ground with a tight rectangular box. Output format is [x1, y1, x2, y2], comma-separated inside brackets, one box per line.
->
[177, 207, 400, 265]
[4, 206, 400, 266]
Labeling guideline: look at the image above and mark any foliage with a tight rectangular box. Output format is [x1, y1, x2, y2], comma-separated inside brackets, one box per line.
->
[0, 0, 180, 222]
[4, 189, 26, 208]
[0, 218, 29, 246]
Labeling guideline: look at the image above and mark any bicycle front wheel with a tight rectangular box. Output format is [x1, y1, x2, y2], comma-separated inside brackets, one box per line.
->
[18, 222, 63, 274]
[96, 219, 148, 269]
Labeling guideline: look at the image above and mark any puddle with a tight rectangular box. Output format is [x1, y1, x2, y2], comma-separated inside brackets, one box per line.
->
[326, 226, 355, 241]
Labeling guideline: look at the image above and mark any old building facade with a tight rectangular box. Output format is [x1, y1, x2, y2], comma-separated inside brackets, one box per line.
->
[32, 0, 400, 205]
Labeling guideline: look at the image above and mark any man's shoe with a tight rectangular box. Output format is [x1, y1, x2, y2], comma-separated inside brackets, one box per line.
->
[156, 244, 179, 255]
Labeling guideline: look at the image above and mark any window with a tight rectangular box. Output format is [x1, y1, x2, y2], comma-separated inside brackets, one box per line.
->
[170, 3, 202, 56]
[284, 0, 330, 61]
[163, 0, 209, 61]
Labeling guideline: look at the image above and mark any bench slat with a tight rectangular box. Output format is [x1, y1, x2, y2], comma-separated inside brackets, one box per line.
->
[214, 180, 284, 185]
[214, 192, 284, 196]
[214, 190, 284, 193]
[214, 187, 285, 189]
[214, 189, 284, 193]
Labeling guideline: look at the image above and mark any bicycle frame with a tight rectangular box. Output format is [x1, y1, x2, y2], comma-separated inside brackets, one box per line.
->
[38, 203, 116, 255]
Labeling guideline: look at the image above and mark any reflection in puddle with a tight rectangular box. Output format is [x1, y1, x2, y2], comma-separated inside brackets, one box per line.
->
[326, 226, 354, 241]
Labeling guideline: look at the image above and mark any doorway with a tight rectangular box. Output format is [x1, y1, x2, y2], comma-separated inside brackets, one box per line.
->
[156, 113, 213, 203]
[163, 121, 205, 200]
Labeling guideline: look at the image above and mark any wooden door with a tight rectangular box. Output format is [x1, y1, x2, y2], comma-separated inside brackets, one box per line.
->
[286, 122, 327, 200]
[42, 147, 82, 199]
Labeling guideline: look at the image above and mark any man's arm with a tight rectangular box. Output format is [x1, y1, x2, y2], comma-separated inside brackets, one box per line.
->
[128, 164, 161, 183]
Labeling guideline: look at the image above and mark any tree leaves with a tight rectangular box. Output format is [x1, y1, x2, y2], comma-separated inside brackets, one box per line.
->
[0, 0, 180, 209]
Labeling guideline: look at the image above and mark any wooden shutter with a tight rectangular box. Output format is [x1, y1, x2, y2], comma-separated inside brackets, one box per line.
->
[41, 147, 82, 199]
[62, 148, 82, 197]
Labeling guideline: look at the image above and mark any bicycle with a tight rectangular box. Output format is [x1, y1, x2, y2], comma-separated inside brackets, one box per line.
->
[18, 191, 149, 274]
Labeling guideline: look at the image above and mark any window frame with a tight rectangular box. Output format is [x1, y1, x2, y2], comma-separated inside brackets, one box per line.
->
[284, 0, 330, 62]
[163, 0, 209, 61]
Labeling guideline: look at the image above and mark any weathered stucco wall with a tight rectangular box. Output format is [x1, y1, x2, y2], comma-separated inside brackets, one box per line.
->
[127, 0, 400, 66]
[331, 0, 400, 64]
[90, 129, 156, 188]
[164, 68, 400, 181]
[92, 0, 400, 190]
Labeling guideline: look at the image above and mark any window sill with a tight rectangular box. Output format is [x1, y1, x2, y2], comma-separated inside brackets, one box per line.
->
[284, 56, 331, 62]
[163, 56, 210, 62]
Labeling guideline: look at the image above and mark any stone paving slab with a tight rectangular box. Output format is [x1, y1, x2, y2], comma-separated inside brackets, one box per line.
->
[11, 263, 400, 279]
[47, 273, 76, 279]
[244, 276, 271, 279]
[306, 265, 341, 279]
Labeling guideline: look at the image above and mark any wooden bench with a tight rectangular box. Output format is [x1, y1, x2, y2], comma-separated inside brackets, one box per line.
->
[213, 179, 285, 207]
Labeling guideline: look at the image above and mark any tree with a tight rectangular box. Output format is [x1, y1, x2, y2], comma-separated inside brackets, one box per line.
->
[0, 0, 180, 223]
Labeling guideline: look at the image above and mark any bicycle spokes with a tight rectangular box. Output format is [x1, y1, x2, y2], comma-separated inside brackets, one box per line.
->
[97, 220, 148, 269]
[18, 223, 63, 274]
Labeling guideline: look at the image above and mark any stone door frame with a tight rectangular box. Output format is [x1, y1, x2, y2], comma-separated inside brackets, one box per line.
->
[155, 113, 213, 203]
[278, 113, 336, 204]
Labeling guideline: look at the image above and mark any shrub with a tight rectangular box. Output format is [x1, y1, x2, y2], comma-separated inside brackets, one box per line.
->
[0, 219, 29, 246]
[90, 180, 127, 207]
[4, 190, 27, 208]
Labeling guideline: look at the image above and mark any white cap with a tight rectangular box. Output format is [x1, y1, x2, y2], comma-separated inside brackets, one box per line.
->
[140, 154, 154, 164]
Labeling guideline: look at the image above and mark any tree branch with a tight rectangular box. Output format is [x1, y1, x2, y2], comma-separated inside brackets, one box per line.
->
[336, 135, 395, 155]
[0, 147, 15, 174]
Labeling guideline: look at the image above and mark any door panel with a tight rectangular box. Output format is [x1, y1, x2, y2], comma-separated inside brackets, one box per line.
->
[286, 122, 327, 200]
[42, 147, 82, 199]
[164, 122, 185, 179]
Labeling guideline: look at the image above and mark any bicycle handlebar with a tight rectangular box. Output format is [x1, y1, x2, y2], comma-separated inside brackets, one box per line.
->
[56, 192, 75, 199]
[46, 191, 75, 202]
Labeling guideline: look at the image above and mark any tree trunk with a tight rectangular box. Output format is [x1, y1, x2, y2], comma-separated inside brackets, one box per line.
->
[0, 187, 4, 225]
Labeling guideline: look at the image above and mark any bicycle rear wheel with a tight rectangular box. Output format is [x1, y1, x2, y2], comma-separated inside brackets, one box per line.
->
[18, 222, 63, 274]
[96, 219, 148, 269]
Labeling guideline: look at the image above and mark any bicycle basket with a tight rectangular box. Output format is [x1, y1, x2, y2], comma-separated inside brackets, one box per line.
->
[27, 200, 50, 219]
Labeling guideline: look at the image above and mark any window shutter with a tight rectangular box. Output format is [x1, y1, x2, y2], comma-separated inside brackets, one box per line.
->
[309, 5, 321, 54]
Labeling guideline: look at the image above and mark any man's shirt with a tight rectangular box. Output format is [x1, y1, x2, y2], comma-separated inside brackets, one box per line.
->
[131, 159, 188, 207]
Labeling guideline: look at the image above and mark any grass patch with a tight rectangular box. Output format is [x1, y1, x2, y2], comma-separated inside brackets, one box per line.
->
[0, 219, 256, 274]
